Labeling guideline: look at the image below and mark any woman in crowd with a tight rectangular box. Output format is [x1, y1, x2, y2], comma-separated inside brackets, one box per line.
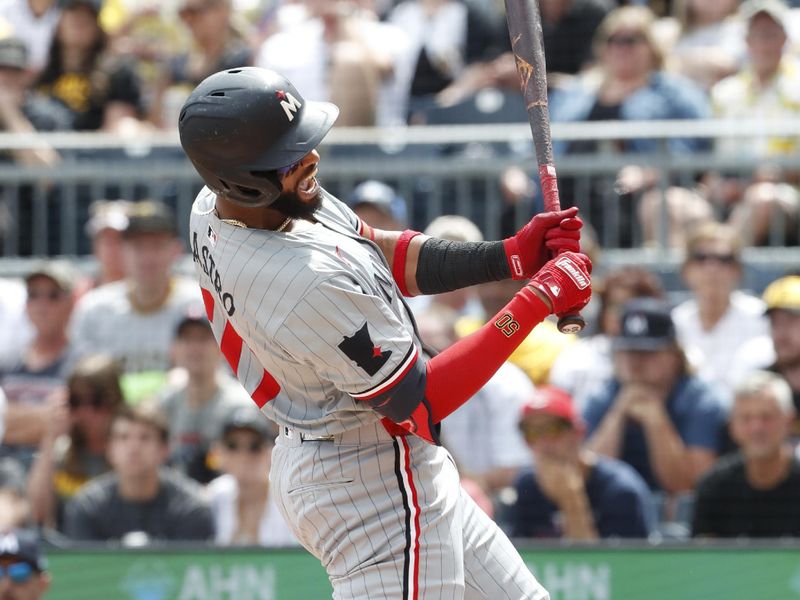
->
[27, 354, 124, 530]
[35, 0, 146, 132]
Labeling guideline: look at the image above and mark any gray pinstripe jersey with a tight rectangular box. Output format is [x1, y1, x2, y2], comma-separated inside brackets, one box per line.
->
[189, 187, 422, 436]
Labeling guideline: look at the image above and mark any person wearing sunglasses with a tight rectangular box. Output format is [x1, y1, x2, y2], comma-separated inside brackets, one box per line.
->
[26, 355, 124, 531]
[672, 222, 769, 405]
[0, 529, 50, 600]
[0, 261, 76, 472]
[509, 386, 653, 540]
[206, 406, 296, 547]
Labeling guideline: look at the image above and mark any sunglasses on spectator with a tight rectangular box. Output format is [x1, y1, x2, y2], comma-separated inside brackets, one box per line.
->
[606, 33, 646, 47]
[0, 562, 35, 584]
[27, 289, 64, 302]
[520, 418, 573, 442]
[689, 252, 737, 265]
[224, 439, 267, 453]
[68, 395, 108, 410]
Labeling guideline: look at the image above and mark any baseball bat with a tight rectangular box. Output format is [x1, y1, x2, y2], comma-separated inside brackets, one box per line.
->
[503, 0, 586, 334]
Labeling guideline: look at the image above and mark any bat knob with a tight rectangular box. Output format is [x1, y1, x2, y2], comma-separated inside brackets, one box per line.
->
[557, 313, 585, 334]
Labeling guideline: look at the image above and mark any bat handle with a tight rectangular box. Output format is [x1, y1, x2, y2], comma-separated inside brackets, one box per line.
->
[539, 166, 586, 335]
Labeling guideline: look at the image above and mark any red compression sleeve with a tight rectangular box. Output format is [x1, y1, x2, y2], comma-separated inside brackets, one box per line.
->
[392, 230, 421, 297]
[425, 287, 550, 423]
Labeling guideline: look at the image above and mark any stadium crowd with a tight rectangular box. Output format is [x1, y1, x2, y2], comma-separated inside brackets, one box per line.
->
[1, 0, 800, 567]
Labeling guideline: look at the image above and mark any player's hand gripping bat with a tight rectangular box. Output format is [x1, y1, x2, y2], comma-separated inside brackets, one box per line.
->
[503, 0, 586, 334]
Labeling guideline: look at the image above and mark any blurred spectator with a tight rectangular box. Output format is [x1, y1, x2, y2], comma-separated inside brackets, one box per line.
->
[730, 275, 800, 441]
[510, 386, 654, 539]
[258, 0, 409, 126]
[0, 458, 29, 530]
[672, 223, 768, 403]
[0, 529, 50, 599]
[458, 278, 575, 386]
[550, 5, 710, 247]
[661, 0, 744, 90]
[550, 265, 665, 409]
[34, 0, 147, 133]
[583, 298, 727, 493]
[416, 303, 531, 492]
[82, 199, 132, 290]
[0, 0, 61, 72]
[0, 35, 64, 167]
[156, 311, 250, 483]
[711, 0, 800, 158]
[27, 355, 122, 530]
[0, 278, 31, 372]
[692, 371, 800, 537]
[348, 179, 407, 231]
[540, 0, 612, 78]
[206, 406, 297, 546]
[63, 405, 215, 542]
[70, 201, 201, 403]
[1, 261, 76, 471]
[150, 0, 253, 128]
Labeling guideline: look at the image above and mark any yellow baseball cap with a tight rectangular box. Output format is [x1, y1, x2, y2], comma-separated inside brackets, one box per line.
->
[763, 276, 800, 314]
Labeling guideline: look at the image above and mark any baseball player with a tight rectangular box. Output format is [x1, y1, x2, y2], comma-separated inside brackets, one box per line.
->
[178, 67, 592, 600]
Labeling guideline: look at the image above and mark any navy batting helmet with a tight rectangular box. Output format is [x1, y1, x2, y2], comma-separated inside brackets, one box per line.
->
[178, 67, 339, 207]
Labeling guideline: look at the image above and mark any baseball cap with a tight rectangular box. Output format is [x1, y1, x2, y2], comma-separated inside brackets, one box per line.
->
[25, 260, 77, 293]
[740, 0, 789, 30]
[763, 275, 800, 314]
[85, 200, 131, 237]
[350, 180, 407, 224]
[221, 406, 275, 441]
[612, 298, 677, 352]
[0, 529, 47, 571]
[520, 386, 584, 430]
[175, 306, 212, 337]
[0, 36, 27, 71]
[123, 201, 178, 238]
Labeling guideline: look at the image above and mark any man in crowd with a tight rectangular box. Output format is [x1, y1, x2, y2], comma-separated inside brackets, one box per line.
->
[63, 405, 214, 542]
[0, 528, 50, 600]
[583, 298, 727, 493]
[692, 370, 800, 537]
[510, 386, 653, 539]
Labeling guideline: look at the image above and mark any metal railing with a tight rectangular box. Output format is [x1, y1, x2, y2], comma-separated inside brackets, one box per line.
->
[0, 119, 798, 286]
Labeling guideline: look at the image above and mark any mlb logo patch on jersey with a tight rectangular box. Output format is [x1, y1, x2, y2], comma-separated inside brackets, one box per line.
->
[207, 225, 218, 247]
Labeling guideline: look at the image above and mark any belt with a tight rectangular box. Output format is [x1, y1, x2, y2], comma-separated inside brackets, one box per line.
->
[278, 422, 398, 446]
[281, 426, 334, 443]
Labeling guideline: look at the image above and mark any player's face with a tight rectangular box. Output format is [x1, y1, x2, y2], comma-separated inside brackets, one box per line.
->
[108, 419, 168, 480]
[216, 429, 273, 485]
[770, 309, 800, 368]
[730, 392, 793, 460]
[0, 558, 49, 600]
[271, 150, 323, 219]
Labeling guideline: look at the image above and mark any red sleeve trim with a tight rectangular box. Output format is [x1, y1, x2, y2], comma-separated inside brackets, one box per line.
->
[392, 230, 421, 297]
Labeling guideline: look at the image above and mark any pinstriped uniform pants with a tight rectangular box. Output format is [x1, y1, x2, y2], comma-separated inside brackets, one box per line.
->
[271, 422, 549, 600]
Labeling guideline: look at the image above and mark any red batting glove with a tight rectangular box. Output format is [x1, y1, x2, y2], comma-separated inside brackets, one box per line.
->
[503, 206, 583, 280]
[527, 251, 592, 316]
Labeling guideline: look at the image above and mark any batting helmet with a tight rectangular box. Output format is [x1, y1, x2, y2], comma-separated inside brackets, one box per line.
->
[178, 67, 339, 207]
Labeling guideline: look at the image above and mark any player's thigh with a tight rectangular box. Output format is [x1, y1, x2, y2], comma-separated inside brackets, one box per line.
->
[459, 489, 549, 600]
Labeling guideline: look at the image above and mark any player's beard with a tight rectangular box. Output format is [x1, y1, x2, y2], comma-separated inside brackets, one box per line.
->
[270, 188, 323, 220]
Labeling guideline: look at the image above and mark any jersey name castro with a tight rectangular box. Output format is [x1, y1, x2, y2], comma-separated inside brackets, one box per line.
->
[189, 188, 425, 438]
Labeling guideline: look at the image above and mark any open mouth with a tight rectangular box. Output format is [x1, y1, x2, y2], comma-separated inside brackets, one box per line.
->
[298, 168, 319, 194]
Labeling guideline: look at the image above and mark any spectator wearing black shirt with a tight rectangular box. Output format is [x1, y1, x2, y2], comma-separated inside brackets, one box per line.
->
[541, 0, 612, 77]
[692, 370, 800, 538]
[35, 0, 146, 132]
[510, 386, 654, 540]
[63, 405, 214, 542]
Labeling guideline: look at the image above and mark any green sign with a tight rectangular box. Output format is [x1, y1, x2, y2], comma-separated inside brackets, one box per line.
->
[46, 545, 800, 600]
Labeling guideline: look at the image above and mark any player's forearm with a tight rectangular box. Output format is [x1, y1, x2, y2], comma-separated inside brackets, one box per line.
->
[425, 286, 550, 423]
